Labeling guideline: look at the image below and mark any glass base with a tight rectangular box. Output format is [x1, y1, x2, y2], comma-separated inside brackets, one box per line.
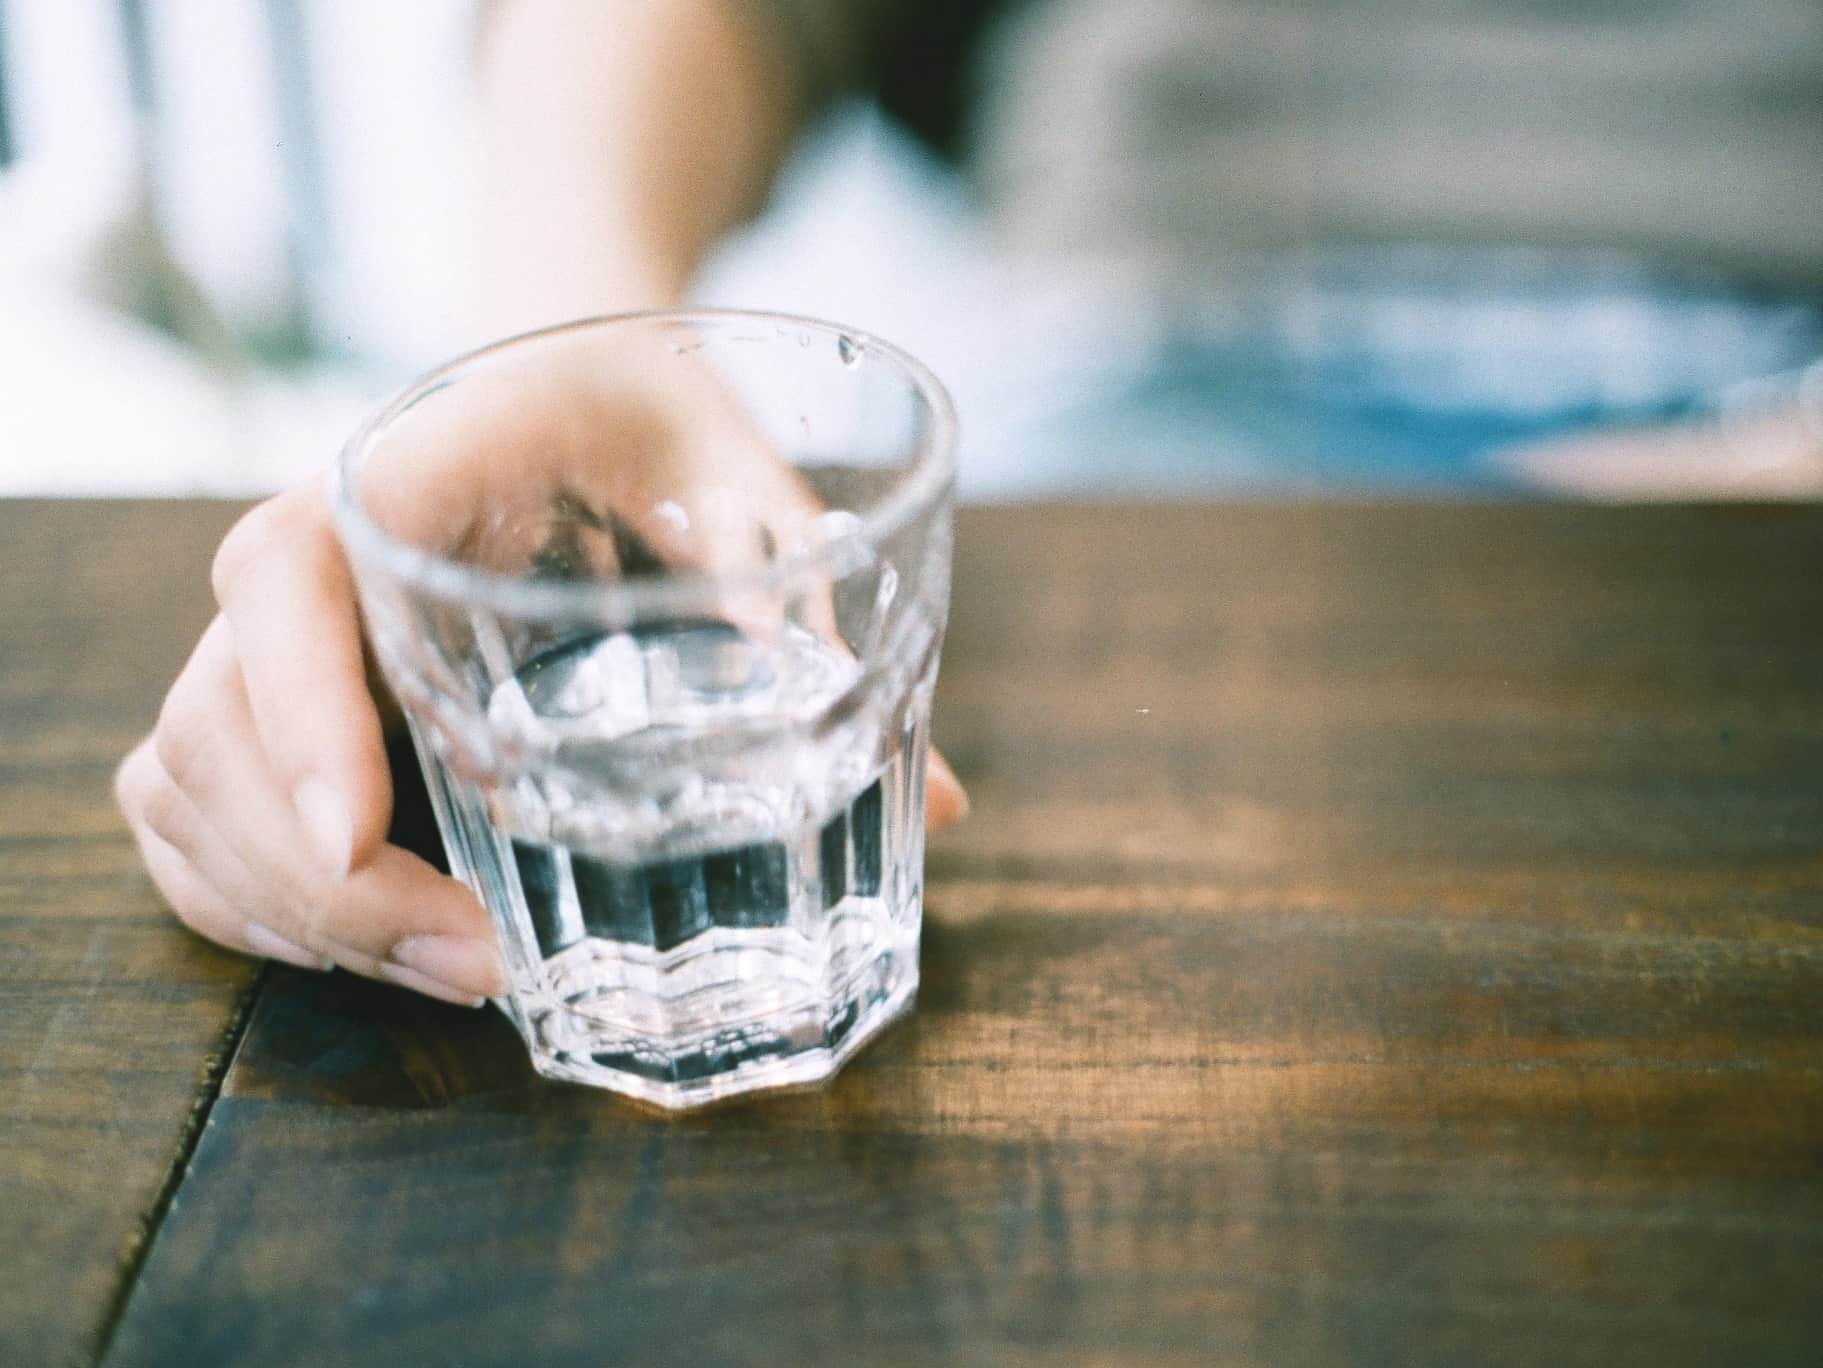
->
[508, 919, 918, 1109]
[414, 697, 930, 1109]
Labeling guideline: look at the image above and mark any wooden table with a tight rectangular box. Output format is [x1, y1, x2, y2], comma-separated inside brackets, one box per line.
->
[3, 499, 1820, 1367]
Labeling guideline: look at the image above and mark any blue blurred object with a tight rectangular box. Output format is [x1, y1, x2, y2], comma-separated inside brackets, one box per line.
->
[982, 247, 1823, 496]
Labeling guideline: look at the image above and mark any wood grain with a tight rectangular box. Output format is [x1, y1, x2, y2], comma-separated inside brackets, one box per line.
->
[45, 502, 1823, 1366]
[0, 501, 263, 1366]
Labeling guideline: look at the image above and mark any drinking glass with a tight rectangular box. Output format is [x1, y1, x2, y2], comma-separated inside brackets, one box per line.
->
[333, 311, 956, 1109]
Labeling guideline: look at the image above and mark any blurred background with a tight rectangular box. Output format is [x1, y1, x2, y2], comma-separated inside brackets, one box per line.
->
[2, 0, 1819, 501]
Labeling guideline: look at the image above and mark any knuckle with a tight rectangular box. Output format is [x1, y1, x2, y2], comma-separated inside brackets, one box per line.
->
[288, 896, 349, 963]
[212, 487, 322, 607]
[211, 499, 284, 605]
[134, 831, 203, 925]
[113, 743, 151, 816]
[292, 903, 331, 953]
[150, 695, 208, 796]
[137, 767, 190, 845]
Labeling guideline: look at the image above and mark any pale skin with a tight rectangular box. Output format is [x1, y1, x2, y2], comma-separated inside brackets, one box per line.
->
[115, 0, 968, 1007]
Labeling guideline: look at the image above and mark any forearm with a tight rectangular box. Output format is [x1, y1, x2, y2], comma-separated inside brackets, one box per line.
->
[475, 0, 800, 332]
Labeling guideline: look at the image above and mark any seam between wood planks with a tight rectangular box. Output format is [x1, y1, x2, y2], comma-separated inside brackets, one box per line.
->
[85, 964, 271, 1368]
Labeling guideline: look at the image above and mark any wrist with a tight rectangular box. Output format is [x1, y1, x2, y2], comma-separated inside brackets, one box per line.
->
[473, 214, 692, 340]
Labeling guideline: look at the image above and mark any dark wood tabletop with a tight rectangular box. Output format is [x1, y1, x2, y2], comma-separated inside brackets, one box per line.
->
[3, 499, 1820, 1368]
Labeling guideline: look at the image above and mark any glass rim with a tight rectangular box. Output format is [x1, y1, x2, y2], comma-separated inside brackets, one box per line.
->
[332, 308, 957, 622]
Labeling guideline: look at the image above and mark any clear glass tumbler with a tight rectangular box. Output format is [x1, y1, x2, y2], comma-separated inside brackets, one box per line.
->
[333, 312, 955, 1109]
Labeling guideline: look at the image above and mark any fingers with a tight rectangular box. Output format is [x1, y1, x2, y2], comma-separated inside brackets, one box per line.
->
[121, 730, 500, 1005]
[115, 744, 329, 970]
[211, 482, 392, 874]
[925, 748, 969, 831]
[122, 607, 503, 1005]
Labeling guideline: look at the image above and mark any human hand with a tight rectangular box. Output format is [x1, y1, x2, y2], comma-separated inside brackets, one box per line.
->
[117, 345, 967, 1006]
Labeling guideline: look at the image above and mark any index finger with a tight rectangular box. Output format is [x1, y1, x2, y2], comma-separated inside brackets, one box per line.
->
[211, 476, 393, 876]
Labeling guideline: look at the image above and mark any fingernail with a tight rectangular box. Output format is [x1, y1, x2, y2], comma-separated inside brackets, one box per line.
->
[927, 750, 970, 820]
[293, 779, 353, 878]
[389, 934, 503, 1000]
[377, 960, 488, 1009]
[245, 922, 334, 971]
